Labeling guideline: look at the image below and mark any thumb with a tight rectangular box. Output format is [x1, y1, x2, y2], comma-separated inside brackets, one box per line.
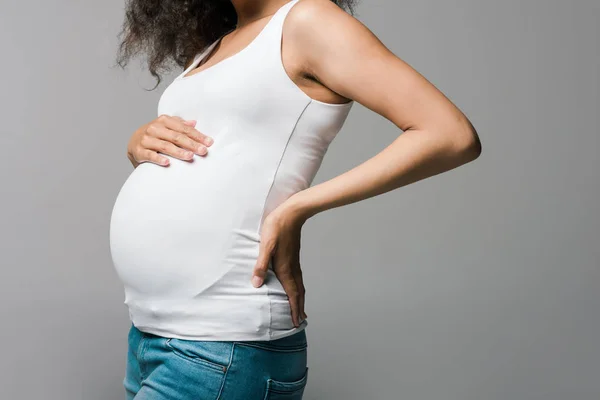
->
[252, 238, 275, 288]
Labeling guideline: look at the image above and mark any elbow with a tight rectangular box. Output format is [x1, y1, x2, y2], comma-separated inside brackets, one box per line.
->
[450, 117, 482, 163]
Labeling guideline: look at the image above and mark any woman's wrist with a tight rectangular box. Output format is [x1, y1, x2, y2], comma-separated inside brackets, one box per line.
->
[280, 189, 322, 224]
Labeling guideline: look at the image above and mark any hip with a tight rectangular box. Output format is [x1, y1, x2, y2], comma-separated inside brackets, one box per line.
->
[124, 323, 309, 400]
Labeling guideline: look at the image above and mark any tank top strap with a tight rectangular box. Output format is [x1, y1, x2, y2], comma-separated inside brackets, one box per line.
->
[176, 39, 221, 80]
[254, 0, 302, 63]
[270, 0, 301, 31]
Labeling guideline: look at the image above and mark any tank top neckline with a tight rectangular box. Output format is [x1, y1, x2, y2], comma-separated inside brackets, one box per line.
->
[178, 0, 298, 81]
[174, 0, 353, 108]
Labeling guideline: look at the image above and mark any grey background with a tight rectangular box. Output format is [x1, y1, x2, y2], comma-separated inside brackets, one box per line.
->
[1, 0, 598, 399]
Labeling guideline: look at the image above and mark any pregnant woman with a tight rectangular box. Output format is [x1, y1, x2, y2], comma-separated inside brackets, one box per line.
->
[110, 0, 482, 398]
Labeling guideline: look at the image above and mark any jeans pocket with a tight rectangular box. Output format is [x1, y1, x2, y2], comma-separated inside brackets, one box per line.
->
[264, 367, 309, 399]
[165, 338, 230, 373]
[237, 329, 308, 352]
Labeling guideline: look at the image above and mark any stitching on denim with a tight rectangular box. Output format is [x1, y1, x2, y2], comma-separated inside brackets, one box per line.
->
[265, 367, 308, 395]
[137, 337, 149, 381]
[262, 377, 270, 400]
[135, 328, 145, 358]
[233, 341, 307, 353]
[165, 339, 229, 372]
[268, 387, 305, 395]
[216, 343, 237, 399]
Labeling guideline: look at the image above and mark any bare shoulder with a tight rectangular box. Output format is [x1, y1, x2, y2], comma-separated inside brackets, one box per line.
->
[286, 0, 347, 21]
[283, 0, 382, 79]
[284, 0, 356, 42]
[282, 0, 364, 102]
[284, 0, 474, 138]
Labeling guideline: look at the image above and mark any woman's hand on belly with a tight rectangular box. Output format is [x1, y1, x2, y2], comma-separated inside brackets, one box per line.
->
[251, 203, 309, 328]
[126, 114, 214, 168]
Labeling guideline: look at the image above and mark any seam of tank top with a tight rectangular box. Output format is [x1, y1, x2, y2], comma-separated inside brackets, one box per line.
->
[261, 99, 312, 340]
[258, 99, 311, 236]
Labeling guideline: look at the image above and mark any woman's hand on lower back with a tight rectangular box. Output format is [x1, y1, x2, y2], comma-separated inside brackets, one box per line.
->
[251, 204, 308, 328]
[126, 114, 214, 168]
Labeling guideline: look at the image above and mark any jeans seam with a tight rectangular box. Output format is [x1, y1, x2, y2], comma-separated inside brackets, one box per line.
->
[137, 337, 149, 381]
[233, 341, 307, 353]
[216, 343, 237, 400]
[165, 338, 230, 372]
[135, 330, 145, 358]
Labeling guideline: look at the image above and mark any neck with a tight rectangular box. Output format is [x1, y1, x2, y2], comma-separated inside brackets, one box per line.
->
[229, 0, 289, 28]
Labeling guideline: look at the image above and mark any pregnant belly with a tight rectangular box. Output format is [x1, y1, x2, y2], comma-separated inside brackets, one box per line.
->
[109, 155, 262, 299]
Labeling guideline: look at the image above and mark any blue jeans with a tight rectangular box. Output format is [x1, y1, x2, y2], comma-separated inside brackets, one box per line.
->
[124, 323, 309, 399]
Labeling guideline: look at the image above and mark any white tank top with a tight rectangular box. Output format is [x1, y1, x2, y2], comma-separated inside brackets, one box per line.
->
[109, 0, 353, 341]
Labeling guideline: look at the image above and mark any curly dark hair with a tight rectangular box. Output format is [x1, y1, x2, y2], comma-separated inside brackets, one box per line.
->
[115, 0, 358, 90]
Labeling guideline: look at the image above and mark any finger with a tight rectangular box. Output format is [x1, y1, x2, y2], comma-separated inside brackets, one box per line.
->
[164, 116, 214, 147]
[294, 266, 306, 322]
[279, 273, 301, 327]
[252, 236, 276, 288]
[138, 148, 170, 166]
[147, 125, 208, 156]
[163, 128, 209, 156]
[178, 118, 198, 131]
[171, 115, 195, 125]
[143, 136, 195, 161]
[299, 297, 305, 323]
[273, 254, 301, 327]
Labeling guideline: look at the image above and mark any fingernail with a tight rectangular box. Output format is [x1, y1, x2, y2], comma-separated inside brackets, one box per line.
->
[206, 137, 214, 146]
[252, 276, 262, 287]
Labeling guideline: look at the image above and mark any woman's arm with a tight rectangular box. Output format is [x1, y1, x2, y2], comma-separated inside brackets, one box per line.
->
[283, 0, 481, 220]
[251, 0, 481, 326]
